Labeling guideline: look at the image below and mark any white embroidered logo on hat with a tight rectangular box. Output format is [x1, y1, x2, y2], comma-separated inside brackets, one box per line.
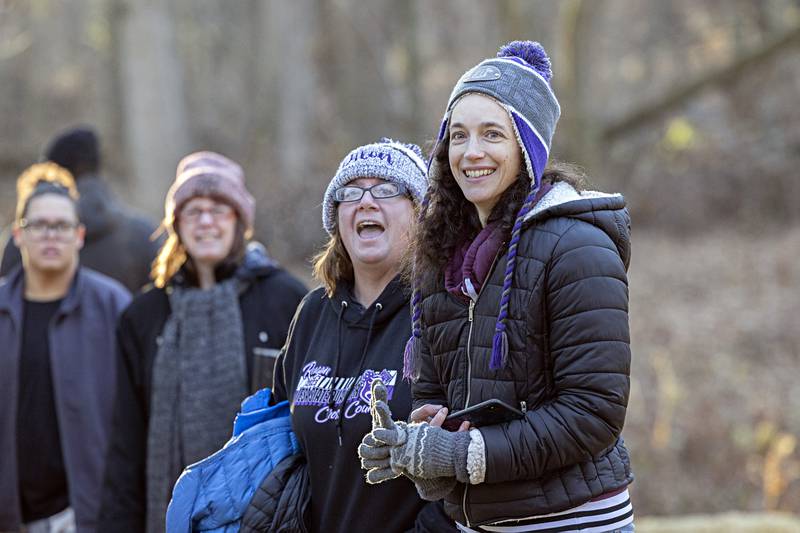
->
[465, 64, 502, 82]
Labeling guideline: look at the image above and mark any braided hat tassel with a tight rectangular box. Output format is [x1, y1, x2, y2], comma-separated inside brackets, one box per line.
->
[489, 183, 539, 370]
[403, 193, 431, 382]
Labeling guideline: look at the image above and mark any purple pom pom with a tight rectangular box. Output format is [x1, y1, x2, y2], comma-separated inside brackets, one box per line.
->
[498, 40, 552, 82]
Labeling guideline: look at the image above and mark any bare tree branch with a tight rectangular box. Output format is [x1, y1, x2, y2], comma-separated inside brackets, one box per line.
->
[602, 24, 800, 142]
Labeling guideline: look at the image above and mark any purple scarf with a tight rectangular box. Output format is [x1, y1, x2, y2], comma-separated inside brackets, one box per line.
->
[444, 182, 554, 302]
[444, 221, 506, 303]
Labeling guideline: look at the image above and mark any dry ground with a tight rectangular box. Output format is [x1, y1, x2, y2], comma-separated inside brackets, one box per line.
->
[625, 226, 800, 515]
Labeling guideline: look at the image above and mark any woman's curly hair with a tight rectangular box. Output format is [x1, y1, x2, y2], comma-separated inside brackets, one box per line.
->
[409, 135, 588, 294]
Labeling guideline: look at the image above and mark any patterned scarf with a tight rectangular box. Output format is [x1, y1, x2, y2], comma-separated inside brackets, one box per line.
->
[146, 278, 248, 532]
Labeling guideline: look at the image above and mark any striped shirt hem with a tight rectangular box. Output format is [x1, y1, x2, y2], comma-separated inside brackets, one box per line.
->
[456, 488, 633, 533]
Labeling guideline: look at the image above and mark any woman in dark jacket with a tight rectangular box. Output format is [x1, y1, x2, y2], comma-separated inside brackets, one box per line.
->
[359, 42, 635, 532]
[98, 151, 307, 533]
[272, 139, 455, 532]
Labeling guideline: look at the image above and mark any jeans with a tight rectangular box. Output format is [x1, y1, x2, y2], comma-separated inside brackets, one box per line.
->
[605, 523, 635, 533]
[21, 508, 75, 533]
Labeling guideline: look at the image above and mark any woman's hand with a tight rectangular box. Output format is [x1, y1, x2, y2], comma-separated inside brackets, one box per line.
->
[412, 404, 470, 432]
[409, 404, 443, 423]
[360, 380, 472, 483]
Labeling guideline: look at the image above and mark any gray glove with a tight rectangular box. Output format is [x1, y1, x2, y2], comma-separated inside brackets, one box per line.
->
[358, 380, 471, 484]
[413, 477, 458, 501]
[359, 433, 457, 499]
[359, 431, 402, 483]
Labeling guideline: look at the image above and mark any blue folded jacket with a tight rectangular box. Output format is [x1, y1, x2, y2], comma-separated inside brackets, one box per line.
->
[166, 388, 299, 533]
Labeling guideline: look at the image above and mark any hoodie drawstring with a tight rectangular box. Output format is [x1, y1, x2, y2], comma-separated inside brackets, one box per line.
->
[328, 300, 348, 415]
[335, 302, 382, 447]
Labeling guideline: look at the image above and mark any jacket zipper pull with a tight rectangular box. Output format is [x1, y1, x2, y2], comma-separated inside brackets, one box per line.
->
[468, 300, 475, 322]
[520, 401, 527, 413]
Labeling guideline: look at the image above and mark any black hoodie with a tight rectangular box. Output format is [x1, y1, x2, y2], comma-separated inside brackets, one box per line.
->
[273, 277, 429, 533]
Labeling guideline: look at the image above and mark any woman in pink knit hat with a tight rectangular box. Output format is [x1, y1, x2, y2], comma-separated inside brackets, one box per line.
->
[98, 151, 307, 533]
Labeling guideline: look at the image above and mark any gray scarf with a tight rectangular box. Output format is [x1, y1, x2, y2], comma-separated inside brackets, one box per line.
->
[146, 277, 249, 532]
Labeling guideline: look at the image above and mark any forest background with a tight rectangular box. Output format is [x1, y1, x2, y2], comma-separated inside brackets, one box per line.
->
[1, 0, 799, 525]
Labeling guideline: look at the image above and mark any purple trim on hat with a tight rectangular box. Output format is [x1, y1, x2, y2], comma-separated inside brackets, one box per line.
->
[511, 112, 549, 186]
[428, 119, 449, 172]
[437, 118, 448, 142]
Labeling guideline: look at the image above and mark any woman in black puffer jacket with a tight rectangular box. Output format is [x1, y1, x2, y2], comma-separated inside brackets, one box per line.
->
[359, 41, 635, 533]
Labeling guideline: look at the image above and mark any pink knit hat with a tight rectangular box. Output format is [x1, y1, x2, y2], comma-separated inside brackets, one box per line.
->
[165, 151, 255, 231]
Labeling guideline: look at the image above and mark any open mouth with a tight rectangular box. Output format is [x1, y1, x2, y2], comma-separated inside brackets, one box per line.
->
[463, 168, 495, 179]
[194, 234, 221, 242]
[356, 220, 385, 239]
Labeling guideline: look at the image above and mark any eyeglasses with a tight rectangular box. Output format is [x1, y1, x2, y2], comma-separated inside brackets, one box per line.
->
[334, 182, 408, 203]
[180, 203, 235, 223]
[19, 219, 79, 241]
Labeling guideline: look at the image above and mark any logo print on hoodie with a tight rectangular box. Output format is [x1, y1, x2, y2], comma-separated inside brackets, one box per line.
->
[294, 361, 397, 424]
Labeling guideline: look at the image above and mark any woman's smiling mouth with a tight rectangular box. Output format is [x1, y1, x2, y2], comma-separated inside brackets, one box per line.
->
[463, 168, 496, 179]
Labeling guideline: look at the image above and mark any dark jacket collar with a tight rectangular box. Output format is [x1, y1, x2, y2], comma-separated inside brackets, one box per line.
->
[0, 265, 83, 316]
[169, 242, 279, 289]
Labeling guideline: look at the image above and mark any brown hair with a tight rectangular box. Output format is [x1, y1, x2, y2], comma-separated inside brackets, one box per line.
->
[150, 198, 248, 288]
[311, 229, 354, 298]
[411, 135, 588, 293]
[15, 162, 79, 222]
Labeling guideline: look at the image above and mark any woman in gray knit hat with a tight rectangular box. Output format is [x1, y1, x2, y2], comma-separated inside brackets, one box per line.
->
[98, 151, 307, 533]
[269, 139, 457, 532]
[359, 42, 635, 532]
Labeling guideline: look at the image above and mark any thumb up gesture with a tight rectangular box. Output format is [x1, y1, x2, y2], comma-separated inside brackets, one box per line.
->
[358, 379, 408, 484]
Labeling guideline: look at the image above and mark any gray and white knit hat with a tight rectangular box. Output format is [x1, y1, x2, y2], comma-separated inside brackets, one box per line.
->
[438, 40, 560, 189]
[322, 138, 428, 235]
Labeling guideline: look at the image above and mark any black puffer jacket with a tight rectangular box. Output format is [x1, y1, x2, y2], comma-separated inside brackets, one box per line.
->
[240, 453, 310, 533]
[412, 182, 634, 527]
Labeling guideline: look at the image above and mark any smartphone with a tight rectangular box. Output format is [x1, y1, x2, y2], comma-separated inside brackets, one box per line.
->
[442, 399, 524, 431]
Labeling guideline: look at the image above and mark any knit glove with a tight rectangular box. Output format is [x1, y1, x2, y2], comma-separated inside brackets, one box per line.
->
[360, 432, 457, 498]
[358, 380, 471, 484]
[412, 476, 458, 501]
[359, 431, 402, 483]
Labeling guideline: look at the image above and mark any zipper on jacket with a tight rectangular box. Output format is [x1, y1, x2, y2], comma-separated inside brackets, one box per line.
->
[462, 247, 503, 527]
[464, 299, 475, 409]
[463, 247, 501, 411]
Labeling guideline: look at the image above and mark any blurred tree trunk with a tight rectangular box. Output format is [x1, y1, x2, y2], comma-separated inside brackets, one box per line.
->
[255, 0, 320, 260]
[397, 0, 422, 142]
[259, 0, 317, 185]
[556, 0, 602, 171]
[114, 0, 190, 215]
